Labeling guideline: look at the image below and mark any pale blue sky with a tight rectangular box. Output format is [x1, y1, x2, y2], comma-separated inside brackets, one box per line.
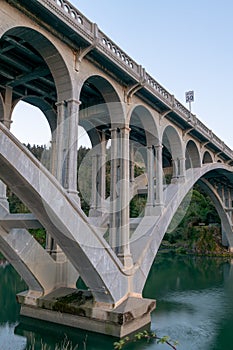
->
[12, 0, 233, 148]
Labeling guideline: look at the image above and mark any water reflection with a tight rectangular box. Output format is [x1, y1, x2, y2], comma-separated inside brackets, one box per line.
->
[0, 263, 26, 325]
[0, 263, 27, 349]
[145, 255, 232, 350]
[1, 255, 233, 349]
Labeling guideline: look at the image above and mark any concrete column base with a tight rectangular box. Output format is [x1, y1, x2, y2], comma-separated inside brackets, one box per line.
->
[17, 288, 156, 338]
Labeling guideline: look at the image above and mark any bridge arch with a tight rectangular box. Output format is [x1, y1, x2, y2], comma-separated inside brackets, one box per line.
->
[185, 139, 201, 169]
[79, 74, 125, 127]
[1, 26, 73, 102]
[12, 96, 56, 133]
[129, 105, 159, 146]
[132, 163, 233, 295]
[198, 178, 233, 246]
[203, 150, 213, 164]
[162, 125, 183, 178]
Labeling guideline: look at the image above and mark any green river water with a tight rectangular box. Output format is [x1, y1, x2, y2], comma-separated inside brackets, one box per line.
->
[1, 254, 233, 350]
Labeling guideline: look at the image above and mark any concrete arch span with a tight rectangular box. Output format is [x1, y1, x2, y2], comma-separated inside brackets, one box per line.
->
[131, 163, 233, 294]
[0, 122, 130, 305]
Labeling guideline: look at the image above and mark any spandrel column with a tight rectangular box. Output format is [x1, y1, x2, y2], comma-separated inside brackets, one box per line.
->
[130, 142, 135, 183]
[65, 99, 80, 203]
[178, 157, 186, 180]
[145, 145, 154, 215]
[171, 158, 179, 182]
[0, 87, 12, 211]
[109, 127, 119, 252]
[97, 132, 106, 213]
[155, 144, 164, 214]
[118, 125, 132, 268]
[55, 100, 66, 185]
[89, 151, 98, 216]
[50, 100, 68, 261]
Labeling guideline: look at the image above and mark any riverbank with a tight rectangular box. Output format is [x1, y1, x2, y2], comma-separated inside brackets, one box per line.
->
[161, 224, 233, 258]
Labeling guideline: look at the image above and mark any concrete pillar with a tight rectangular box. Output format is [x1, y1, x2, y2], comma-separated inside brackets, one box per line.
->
[55, 100, 66, 185]
[49, 137, 57, 177]
[55, 99, 80, 202]
[230, 189, 233, 224]
[172, 158, 179, 180]
[0, 87, 12, 211]
[109, 128, 119, 252]
[51, 99, 80, 260]
[145, 145, 154, 215]
[0, 181, 9, 211]
[89, 152, 98, 214]
[224, 186, 230, 208]
[90, 132, 106, 216]
[155, 144, 164, 211]
[178, 157, 186, 179]
[118, 125, 132, 268]
[217, 184, 225, 204]
[97, 132, 106, 212]
[2, 87, 13, 127]
[65, 99, 80, 202]
[130, 142, 135, 183]
[216, 183, 222, 199]
[222, 224, 229, 247]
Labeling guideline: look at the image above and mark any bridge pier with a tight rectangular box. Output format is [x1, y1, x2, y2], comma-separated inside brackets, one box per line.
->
[18, 290, 155, 338]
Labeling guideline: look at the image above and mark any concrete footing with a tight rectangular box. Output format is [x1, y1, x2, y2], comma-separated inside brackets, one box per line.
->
[17, 288, 156, 338]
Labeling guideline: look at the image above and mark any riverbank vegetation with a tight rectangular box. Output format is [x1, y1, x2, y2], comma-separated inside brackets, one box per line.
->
[161, 185, 230, 257]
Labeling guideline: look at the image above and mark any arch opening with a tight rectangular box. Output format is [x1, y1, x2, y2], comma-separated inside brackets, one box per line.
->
[162, 126, 183, 181]
[203, 151, 213, 164]
[78, 75, 123, 218]
[185, 140, 201, 169]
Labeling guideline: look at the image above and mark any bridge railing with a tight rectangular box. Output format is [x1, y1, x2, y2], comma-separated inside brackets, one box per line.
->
[173, 99, 191, 119]
[98, 30, 140, 77]
[145, 72, 172, 104]
[52, 0, 84, 25]
[41, 0, 233, 160]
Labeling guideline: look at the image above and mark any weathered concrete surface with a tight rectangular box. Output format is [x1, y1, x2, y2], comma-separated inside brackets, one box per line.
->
[0, 227, 78, 302]
[18, 287, 155, 338]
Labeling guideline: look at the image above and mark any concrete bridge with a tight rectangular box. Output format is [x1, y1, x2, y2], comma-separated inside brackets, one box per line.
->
[0, 0, 233, 337]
